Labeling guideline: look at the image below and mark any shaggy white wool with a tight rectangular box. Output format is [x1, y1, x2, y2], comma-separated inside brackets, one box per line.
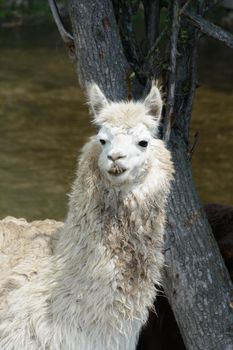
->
[0, 83, 173, 350]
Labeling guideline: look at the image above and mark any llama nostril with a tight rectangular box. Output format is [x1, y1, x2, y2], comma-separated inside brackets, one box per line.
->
[107, 154, 126, 161]
[118, 155, 126, 160]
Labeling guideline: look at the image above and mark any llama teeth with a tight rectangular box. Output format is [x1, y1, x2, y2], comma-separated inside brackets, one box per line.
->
[108, 166, 126, 176]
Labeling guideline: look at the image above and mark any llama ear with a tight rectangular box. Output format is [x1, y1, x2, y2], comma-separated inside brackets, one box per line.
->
[144, 82, 163, 121]
[87, 83, 109, 118]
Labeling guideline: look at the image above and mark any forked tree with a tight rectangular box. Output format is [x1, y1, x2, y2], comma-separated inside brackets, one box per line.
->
[49, 0, 233, 349]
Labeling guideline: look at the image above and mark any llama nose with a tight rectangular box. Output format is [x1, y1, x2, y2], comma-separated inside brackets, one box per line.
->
[107, 151, 126, 161]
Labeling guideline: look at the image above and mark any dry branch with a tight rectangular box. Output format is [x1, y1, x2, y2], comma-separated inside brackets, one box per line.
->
[188, 130, 199, 158]
[143, 0, 160, 48]
[146, 24, 168, 63]
[183, 10, 233, 49]
[204, 0, 224, 13]
[183, 29, 198, 142]
[164, 0, 180, 143]
[117, 0, 144, 84]
[48, 0, 75, 59]
[179, 0, 192, 15]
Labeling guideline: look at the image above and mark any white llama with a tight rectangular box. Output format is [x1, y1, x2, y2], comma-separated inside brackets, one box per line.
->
[0, 83, 173, 350]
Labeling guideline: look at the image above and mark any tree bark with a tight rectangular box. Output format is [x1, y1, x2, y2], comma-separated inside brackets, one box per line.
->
[183, 10, 233, 49]
[163, 9, 233, 347]
[69, 0, 130, 100]
[68, 1, 233, 349]
[164, 135, 233, 349]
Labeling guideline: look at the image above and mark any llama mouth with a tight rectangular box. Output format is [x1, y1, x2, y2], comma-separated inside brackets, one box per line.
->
[108, 166, 127, 176]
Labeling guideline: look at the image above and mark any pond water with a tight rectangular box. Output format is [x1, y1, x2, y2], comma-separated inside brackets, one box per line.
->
[0, 25, 232, 220]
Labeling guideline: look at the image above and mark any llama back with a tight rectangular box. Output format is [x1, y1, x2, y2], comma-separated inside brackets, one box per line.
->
[0, 217, 63, 350]
[0, 217, 63, 286]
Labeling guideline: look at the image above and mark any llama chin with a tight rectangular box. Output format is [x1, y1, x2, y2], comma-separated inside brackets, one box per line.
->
[0, 82, 173, 350]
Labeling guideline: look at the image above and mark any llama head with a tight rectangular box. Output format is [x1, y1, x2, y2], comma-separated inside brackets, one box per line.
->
[87, 82, 163, 187]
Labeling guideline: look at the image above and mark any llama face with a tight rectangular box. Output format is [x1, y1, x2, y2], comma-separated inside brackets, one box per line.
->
[97, 122, 153, 185]
[87, 82, 163, 187]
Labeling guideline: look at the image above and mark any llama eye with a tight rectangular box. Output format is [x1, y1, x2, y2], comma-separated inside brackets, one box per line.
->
[138, 140, 148, 148]
[100, 139, 106, 145]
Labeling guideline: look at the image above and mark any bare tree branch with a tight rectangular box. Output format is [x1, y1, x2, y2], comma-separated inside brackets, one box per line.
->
[188, 130, 199, 158]
[142, 1, 167, 82]
[131, 0, 141, 14]
[183, 10, 233, 49]
[48, 0, 75, 59]
[179, 0, 192, 15]
[142, 0, 160, 48]
[163, 0, 180, 143]
[204, 0, 224, 13]
[206, 0, 224, 6]
[145, 25, 168, 63]
[183, 29, 198, 142]
[142, 30, 168, 86]
[117, 0, 145, 84]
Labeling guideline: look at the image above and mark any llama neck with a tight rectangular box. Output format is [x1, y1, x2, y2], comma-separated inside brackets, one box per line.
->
[55, 140, 170, 263]
[49, 140, 172, 348]
[52, 175, 164, 329]
[53, 136, 172, 291]
[54, 162, 165, 293]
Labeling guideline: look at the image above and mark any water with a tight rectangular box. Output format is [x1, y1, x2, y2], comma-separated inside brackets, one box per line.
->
[191, 39, 233, 206]
[0, 25, 232, 220]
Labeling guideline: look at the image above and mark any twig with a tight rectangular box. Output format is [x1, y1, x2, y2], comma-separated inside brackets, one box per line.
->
[184, 28, 198, 142]
[142, 0, 160, 48]
[142, 24, 169, 82]
[183, 10, 233, 49]
[179, 0, 193, 15]
[203, 0, 224, 14]
[146, 24, 169, 62]
[131, 0, 141, 14]
[126, 71, 134, 101]
[118, 0, 145, 83]
[163, 0, 180, 143]
[188, 131, 199, 158]
[48, 0, 75, 59]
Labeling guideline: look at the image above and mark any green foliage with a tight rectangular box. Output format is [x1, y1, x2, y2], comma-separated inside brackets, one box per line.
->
[160, 7, 169, 29]
[0, 9, 9, 19]
[179, 29, 189, 44]
[0, 0, 65, 25]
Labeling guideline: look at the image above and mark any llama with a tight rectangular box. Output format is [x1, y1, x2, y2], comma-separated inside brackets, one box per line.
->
[0, 83, 173, 350]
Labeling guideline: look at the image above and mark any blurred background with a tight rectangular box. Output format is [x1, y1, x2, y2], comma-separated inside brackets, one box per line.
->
[0, 0, 232, 221]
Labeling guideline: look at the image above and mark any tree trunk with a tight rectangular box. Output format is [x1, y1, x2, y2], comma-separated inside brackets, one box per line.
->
[164, 134, 233, 349]
[68, 1, 233, 349]
[69, 0, 130, 100]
